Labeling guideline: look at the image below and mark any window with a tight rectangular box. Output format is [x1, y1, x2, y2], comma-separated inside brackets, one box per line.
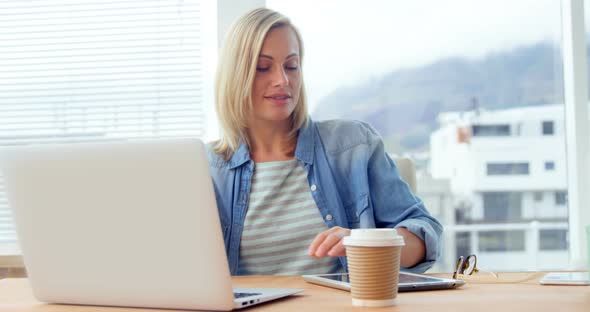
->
[0, 0, 214, 254]
[542, 121, 554, 135]
[539, 229, 568, 251]
[472, 124, 510, 137]
[483, 192, 522, 222]
[544, 161, 555, 171]
[487, 163, 530, 175]
[515, 123, 523, 136]
[268, 0, 572, 272]
[555, 191, 567, 205]
[455, 232, 471, 257]
[533, 192, 544, 202]
[479, 231, 525, 252]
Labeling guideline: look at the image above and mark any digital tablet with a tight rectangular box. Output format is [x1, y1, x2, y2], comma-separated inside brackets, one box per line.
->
[539, 272, 590, 285]
[302, 272, 466, 292]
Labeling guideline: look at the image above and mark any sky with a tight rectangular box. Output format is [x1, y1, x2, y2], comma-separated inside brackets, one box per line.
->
[267, 0, 563, 112]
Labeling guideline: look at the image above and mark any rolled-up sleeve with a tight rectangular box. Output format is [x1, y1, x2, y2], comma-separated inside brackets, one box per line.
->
[363, 123, 443, 273]
[395, 217, 443, 273]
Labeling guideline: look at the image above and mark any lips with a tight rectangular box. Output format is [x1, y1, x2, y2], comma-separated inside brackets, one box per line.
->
[265, 94, 291, 100]
[268, 95, 289, 100]
[264, 93, 291, 105]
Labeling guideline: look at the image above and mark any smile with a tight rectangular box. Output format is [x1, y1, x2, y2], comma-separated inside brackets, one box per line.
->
[265, 95, 291, 100]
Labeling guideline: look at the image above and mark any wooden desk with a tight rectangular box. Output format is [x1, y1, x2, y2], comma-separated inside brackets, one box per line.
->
[0, 274, 588, 311]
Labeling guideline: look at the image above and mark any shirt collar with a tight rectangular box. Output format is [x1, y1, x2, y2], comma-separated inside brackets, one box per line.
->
[294, 117, 314, 165]
[227, 140, 251, 169]
[227, 117, 315, 169]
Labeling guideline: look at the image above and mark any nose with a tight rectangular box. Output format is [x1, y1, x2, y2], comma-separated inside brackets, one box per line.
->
[272, 67, 289, 87]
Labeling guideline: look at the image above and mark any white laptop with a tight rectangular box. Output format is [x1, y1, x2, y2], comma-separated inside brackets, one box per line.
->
[0, 139, 302, 311]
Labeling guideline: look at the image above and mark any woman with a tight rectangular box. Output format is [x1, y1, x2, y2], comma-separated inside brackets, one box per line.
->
[208, 8, 442, 276]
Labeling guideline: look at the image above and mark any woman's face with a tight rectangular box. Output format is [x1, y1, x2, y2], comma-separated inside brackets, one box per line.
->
[250, 26, 301, 127]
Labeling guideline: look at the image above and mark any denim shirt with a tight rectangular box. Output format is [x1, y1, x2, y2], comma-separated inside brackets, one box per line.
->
[206, 118, 443, 275]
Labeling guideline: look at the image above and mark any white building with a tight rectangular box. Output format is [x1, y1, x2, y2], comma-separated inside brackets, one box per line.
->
[429, 105, 569, 271]
[414, 173, 456, 272]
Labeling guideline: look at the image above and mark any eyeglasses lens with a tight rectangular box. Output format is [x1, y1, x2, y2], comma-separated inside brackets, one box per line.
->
[463, 255, 477, 275]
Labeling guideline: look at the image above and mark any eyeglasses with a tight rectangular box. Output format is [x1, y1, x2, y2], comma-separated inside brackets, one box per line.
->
[452, 254, 543, 283]
[453, 254, 479, 278]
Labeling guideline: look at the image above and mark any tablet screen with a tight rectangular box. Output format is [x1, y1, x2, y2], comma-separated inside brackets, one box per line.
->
[316, 272, 449, 284]
[302, 272, 465, 292]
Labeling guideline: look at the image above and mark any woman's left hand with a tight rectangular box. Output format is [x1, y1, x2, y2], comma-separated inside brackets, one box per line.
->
[307, 226, 351, 258]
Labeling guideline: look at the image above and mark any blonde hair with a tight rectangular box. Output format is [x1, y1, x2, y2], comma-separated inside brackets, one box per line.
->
[213, 8, 308, 160]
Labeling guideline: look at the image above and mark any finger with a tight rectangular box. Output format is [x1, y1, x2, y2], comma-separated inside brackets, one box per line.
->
[314, 232, 345, 258]
[308, 231, 329, 257]
[313, 234, 341, 258]
[308, 227, 341, 257]
[327, 240, 347, 257]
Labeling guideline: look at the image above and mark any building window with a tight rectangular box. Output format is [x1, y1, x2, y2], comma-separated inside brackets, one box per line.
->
[533, 192, 544, 202]
[555, 191, 567, 205]
[479, 231, 525, 252]
[483, 192, 522, 222]
[539, 229, 568, 251]
[515, 123, 522, 136]
[472, 124, 510, 137]
[542, 121, 554, 135]
[544, 161, 555, 171]
[487, 163, 529, 175]
[455, 232, 471, 258]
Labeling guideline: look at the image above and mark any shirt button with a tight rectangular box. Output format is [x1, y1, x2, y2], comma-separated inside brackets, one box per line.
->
[325, 214, 333, 221]
[310, 184, 317, 191]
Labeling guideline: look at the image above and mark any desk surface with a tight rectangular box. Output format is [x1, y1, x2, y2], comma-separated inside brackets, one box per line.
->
[0, 273, 589, 311]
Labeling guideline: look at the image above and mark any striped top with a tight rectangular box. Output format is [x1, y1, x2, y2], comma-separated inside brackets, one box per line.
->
[238, 159, 341, 275]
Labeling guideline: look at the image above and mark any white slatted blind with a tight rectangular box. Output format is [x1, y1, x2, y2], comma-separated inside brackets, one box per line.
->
[0, 0, 208, 253]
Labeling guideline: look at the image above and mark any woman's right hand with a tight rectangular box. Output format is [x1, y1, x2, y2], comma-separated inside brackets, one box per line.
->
[307, 226, 351, 258]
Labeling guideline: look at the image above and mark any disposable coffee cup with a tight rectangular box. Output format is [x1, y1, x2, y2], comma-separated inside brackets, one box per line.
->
[343, 228, 405, 307]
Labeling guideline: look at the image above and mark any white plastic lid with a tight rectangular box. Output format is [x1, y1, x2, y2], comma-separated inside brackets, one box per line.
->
[343, 228, 405, 247]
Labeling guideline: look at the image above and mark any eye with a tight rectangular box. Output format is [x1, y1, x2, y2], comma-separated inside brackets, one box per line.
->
[256, 67, 270, 72]
[285, 64, 299, 71]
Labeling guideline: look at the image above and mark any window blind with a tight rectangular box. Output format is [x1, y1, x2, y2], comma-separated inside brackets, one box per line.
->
[0, 0, 207, 253]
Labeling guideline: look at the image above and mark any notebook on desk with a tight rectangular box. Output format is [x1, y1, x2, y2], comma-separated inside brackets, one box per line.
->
[0, 139, 302, 311]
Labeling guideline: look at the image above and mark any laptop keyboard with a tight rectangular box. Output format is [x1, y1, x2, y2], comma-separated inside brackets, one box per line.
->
[234, 292, 262, 299]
